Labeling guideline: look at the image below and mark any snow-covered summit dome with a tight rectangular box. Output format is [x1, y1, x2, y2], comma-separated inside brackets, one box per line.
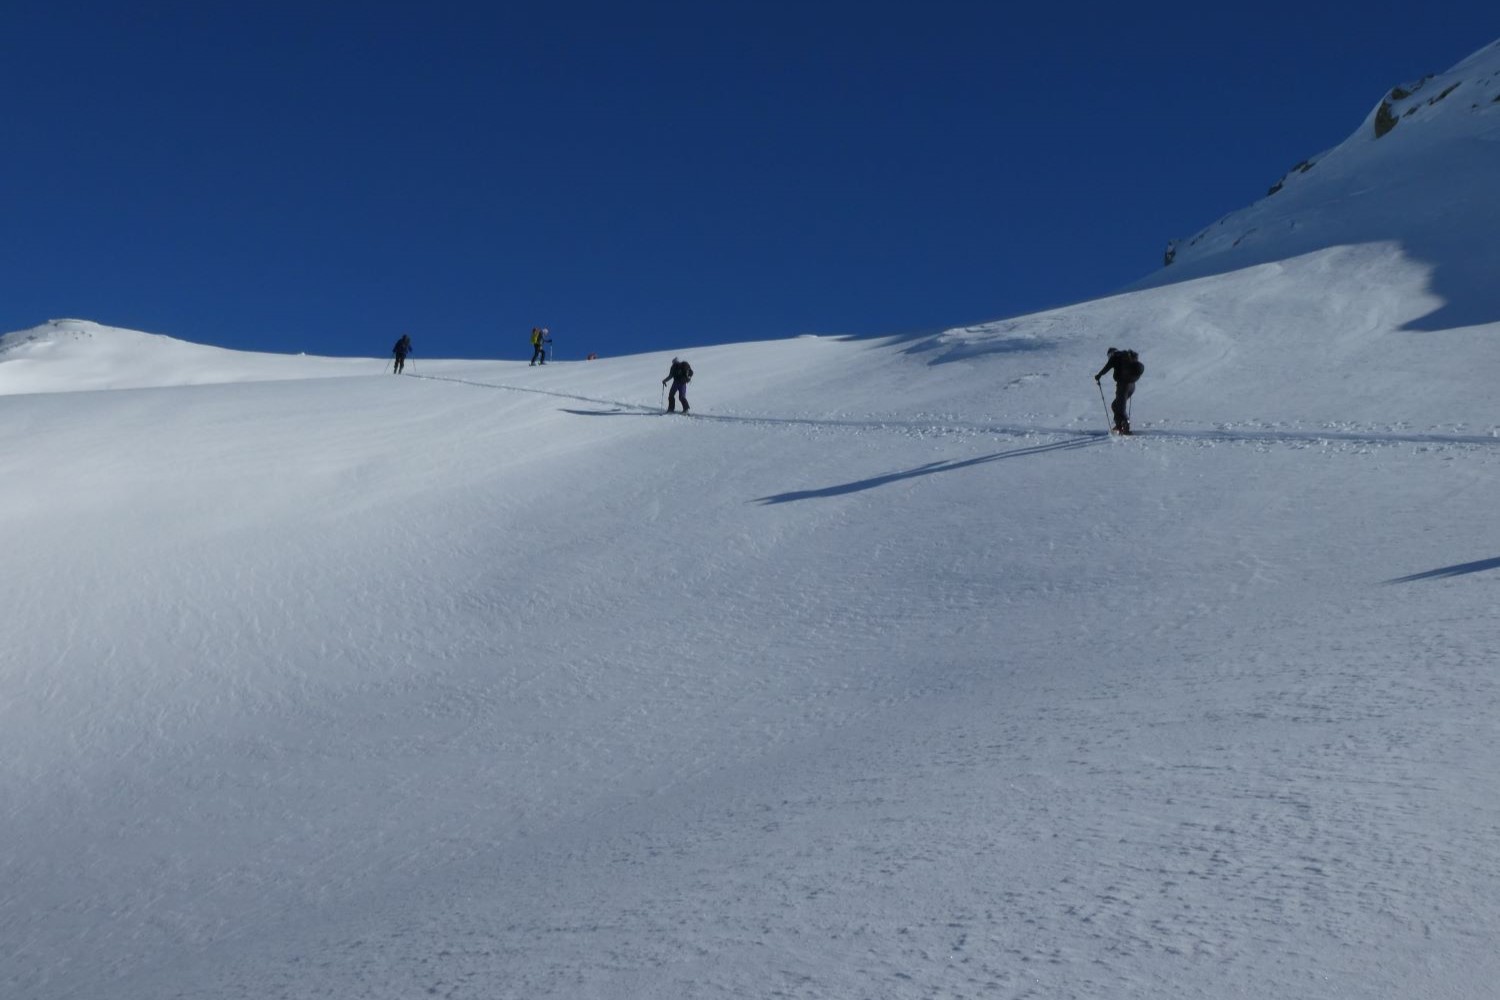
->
[1146, 34, 1500, 333]
[0, 319, 377, 396]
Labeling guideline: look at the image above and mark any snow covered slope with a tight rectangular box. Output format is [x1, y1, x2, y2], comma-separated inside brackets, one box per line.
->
[1145, 38, 1500, 334]
[0, 319, 384, 395]
[5, 36, 1500, 1000]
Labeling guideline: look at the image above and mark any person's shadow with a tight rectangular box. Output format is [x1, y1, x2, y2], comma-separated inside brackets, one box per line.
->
[752, 436, 1099, 504]
[1386, 556, 1500, 584]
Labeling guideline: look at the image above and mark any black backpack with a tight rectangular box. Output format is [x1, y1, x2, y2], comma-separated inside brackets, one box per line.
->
[1120, 350, 1144, 382]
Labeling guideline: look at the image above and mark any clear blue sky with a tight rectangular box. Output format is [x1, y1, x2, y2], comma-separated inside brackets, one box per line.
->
[3, 1, 1495, 359]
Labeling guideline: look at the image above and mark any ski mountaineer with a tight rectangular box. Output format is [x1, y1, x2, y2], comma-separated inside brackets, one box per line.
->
[662, 357, 693, 413]
[392, 334, 412, 374]
[1094, 347, 1144, 434]
[529, 327, 549, 366]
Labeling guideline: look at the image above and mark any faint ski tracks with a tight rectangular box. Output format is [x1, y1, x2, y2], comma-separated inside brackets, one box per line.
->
[409, 372, 1500, 451]
[407, 373, 662, 416]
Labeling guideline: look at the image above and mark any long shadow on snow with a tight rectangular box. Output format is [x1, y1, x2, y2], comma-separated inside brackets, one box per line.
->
[752, 436, 1101, 505]
[1386, 557, 1500, 584]
[900, 332, 1059, 367]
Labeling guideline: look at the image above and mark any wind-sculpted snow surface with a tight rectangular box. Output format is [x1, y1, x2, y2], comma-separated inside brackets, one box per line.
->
[6, 241, 1500, 1000]
[7, 35, 1500, 990]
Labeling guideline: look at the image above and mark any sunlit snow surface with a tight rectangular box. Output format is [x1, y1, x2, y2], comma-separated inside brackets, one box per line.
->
[5, 39, 1500, 1000]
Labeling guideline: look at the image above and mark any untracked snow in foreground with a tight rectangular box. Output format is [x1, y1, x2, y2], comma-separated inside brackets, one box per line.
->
[6, 37, 1500, 1000]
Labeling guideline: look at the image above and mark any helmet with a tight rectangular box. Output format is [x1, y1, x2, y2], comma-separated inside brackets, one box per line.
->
[1106, 347, 1119, 355]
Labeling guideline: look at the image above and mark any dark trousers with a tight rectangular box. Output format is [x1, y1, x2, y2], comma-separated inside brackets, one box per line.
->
[531, 344, 545, 364]
[1112, 380, 1135, 427]
[394, 353, 406, 373]
[667, 381, 689, 411]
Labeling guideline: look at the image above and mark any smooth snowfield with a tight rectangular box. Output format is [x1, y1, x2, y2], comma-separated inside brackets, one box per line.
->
[4, 254, 1500, 1000]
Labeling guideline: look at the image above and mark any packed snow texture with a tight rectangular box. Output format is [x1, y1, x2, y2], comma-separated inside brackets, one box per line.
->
[4, 38, 1500, 1000]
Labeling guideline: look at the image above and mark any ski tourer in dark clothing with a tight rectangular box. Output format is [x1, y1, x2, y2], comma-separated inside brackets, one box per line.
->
[662, 357, 693, 413]
[392, 334, 412, 374]
[1094, 347, 1144, 434]
[530, 327, 549, 365]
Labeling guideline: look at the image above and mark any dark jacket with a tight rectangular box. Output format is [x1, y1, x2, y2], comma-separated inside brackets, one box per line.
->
[1095, 350, 1141, 384]
[393, 336, 412, 357]
[663, 360, 693, 385]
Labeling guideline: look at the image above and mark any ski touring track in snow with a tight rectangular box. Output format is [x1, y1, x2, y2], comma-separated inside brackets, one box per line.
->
[411, 370, 1500, 453]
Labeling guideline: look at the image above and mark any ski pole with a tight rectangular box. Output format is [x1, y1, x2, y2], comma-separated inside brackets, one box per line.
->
[1096, 379, 1112, 432]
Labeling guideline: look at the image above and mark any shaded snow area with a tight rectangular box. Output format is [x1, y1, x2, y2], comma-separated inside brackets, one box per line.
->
[6, 37, 1500, 1000]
